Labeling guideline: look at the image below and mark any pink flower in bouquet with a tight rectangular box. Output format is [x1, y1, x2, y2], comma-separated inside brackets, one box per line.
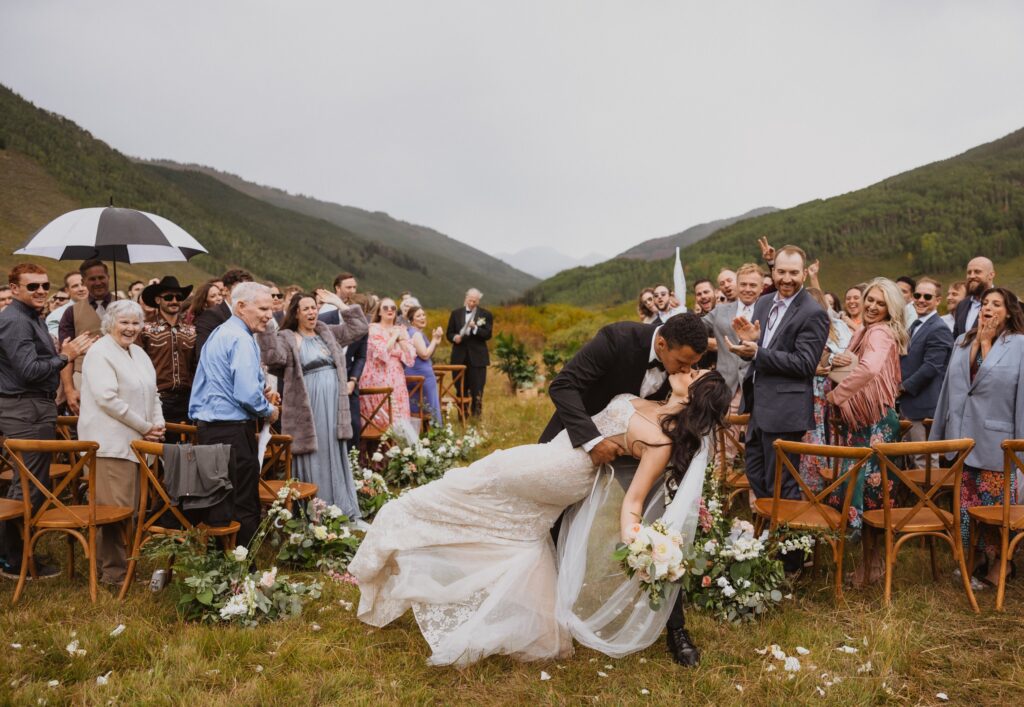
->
[701, 575, 712, 588]
[624, 522, 643, 542]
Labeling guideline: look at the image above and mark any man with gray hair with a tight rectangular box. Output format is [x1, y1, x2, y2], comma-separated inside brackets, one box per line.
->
[189, 281, 280, 546]
[445, 287, 493, 417]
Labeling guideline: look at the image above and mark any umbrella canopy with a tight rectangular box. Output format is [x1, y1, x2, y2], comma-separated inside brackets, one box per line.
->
[15, 207, 207, 263]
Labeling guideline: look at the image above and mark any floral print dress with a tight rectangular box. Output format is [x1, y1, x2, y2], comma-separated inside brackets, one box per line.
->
[359, 323, 416, 433]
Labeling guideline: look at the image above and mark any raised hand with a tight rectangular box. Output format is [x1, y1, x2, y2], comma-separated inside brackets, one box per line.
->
[978, 315, 1000, 346]
[757, 236, 775, 263]
[61, 332, 96, 361]
[732, 316, 761, 343]
[807, 259, 820, 278]
[726, 340, 758, 360]
[316, 288, 343, 309]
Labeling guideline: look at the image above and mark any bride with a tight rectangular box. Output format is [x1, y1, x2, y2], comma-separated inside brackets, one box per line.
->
[349, 369, 731, 666]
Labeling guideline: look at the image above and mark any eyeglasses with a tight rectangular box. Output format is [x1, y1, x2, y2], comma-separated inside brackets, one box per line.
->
[270, 293, 284, 300]
[23, 282, 51, 292]
[159, 293, 184, 302]
[381, 305, 397, 312]
[913, 292, 934, 301]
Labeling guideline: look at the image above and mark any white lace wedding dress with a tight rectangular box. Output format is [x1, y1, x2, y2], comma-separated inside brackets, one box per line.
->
[349, 394, 709, 666]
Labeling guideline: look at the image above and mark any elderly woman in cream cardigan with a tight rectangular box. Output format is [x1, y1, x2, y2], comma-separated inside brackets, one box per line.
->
[79, 299, 165, 587]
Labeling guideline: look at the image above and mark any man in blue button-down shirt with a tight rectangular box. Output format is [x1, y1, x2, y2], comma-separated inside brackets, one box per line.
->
[190, 282, 279, 546]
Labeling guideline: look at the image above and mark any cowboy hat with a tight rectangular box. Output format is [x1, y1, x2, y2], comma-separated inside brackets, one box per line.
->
[141, 276, 194, 307]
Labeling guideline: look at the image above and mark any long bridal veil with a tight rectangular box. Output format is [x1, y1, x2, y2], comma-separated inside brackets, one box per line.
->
[555, 436, 711, 658]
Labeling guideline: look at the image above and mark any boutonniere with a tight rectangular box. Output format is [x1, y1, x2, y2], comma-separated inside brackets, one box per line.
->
[475, 317, 487, 328]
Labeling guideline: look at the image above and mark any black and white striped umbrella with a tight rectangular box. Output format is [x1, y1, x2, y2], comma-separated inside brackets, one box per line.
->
[15, 207, 207, 263]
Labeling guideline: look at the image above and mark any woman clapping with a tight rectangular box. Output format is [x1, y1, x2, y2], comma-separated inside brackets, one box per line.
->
[360, 297, 417, 440]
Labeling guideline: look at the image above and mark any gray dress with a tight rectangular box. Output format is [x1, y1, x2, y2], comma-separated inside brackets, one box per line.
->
[293, 334, 360, 519]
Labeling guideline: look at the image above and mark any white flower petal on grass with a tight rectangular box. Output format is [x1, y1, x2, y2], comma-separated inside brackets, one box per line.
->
[65, 639, 85, 658]
[640, 688, 650, 695]
[770, 645, 786, 661]
[735, 685, 744, 692]
[816, 687, 825, 697]
[857, 661, 872, 674]
[338, 600, 353, 611]
[540, 671, 551, 681]
[765, 664, 776, 672]
[936, 693, 948, 702]
[783, 656, 801, 672]
[255, 665, 264, 673]
[597, 671, 608, 678]
[862, 636, 869, 646]
[604, 664, 613, 669]
[310, 623, 321, 632]
[10, 643, 21, 650]
[795, 646, 810, 656]
[47, 680, 59, 688]
[638, 658, 647, 664]
[836, 645, 858, 654]
[754, 646, 769, 655]
[110, 624, 126, 637]
[96, 672, 111, 686]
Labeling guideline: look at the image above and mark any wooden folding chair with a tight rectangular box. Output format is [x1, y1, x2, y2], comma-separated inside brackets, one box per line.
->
[865, 439, 978, 611]
[4, 439, 132, 604]
[754, 440, 875, 601]
[966, 440, 1024, 611]
[258, 434, 317, 508]
[164, 422, 199, 444]
[359, 386, 394, 441]
[121, 440, 241, 599]
[406, 375, 429, 436]
[433, 364, 470, 422]
[715, 414, 750, 509]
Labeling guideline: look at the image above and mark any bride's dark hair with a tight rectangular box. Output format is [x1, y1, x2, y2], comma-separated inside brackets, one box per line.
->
[660, 370, 732, 485]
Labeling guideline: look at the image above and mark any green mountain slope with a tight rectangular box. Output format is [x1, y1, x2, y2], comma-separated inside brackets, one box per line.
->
[0, 85, 534, 305]
[617, 207, 778, 260]
[144, 160, 538, 302]
[526, 127, 1024, 306]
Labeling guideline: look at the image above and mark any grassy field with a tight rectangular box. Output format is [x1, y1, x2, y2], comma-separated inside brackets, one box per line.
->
[2, 382, 1023, 706]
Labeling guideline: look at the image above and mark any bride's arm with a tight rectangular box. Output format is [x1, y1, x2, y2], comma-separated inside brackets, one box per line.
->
[620, 443, 672, 542]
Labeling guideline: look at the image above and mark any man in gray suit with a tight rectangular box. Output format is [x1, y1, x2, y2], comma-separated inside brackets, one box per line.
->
[898, 277, 954, 466]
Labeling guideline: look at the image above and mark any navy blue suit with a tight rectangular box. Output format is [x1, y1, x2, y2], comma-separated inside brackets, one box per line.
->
[898, 313, 954, 421]
[319, 308, 367, 446]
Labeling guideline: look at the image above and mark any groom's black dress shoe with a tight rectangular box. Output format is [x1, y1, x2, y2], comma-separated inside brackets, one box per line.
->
[666, 626, 700, 667]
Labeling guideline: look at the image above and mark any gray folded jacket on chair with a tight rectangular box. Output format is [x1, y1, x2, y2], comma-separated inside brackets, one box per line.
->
[163, 443, 234, 511]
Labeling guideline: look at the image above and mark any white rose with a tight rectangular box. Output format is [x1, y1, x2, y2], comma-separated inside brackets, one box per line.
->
[722, 585, 736, 598]
[703, 540, 717, 554]
[716, 576, 730, 588]
[232, 546, 248, 562]
[401, 447, 413, 456]
[260, 567, 278, 588]
[326, 505, 344, 519]
[371, 452, 384, 463]
[312, 525, 329, 541]
[288, 532, 304, 545]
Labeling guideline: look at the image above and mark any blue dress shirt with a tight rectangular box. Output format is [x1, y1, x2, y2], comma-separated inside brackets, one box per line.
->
[189, 315, 273, 422]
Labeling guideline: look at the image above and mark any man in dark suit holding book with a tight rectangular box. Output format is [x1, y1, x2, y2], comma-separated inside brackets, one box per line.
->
[445, 288, 493, 417]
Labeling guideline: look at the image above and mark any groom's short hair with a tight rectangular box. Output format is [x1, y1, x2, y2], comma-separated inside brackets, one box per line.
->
[659, 312, 708, 353]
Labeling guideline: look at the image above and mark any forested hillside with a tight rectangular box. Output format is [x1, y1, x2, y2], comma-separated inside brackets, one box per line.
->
[526, 127, 1024, 306]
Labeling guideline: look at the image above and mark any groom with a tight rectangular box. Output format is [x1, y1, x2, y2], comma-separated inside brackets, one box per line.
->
[540, 312, 709, 667]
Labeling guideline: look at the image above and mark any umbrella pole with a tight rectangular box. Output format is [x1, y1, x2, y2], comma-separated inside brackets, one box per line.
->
[113, 258, 119, 299]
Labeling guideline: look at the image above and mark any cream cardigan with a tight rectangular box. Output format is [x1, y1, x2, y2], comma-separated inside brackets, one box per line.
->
[79, 334, 164, 461]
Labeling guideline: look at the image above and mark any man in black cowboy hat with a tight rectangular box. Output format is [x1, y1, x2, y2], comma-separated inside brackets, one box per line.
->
[139, 276, 197, 423]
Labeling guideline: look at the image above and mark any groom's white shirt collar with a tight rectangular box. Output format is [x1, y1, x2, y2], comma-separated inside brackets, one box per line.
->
[648, 325, 663, 364]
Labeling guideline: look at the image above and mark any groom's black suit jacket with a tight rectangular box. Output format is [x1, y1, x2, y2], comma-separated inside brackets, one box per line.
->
[540, 321, 668, 446]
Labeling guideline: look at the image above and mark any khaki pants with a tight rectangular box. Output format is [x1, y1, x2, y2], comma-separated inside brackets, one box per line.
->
[94, 457, 138, 584]
[907, 420, 938, 468]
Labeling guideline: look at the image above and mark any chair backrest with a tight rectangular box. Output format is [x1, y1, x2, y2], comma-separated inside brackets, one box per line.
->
[260, 434, 294, 482]
[130, 440, 197, 535]
[715, 413, 749, 478]
[165, 422, 198, 444]
[406, 375, 426, 421]
[1002, 440, 1024, 530]
[433, 364, 468, 419]
[359, 387, 394, 437]
[871, 438, 975, 534]
[4, 439, 99, 525]
[55, 416, 77, 440]
[773, 439, 875, 534]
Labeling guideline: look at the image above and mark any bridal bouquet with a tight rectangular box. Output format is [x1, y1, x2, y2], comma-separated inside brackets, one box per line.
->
[613, 519, 689, 610]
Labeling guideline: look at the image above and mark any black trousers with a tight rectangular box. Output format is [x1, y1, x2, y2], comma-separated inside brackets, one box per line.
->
[745, 422, 805, 571]
[464, 366, 487, 416]
[197, 420, 260, 547]
[347, 391, 361, 448]
[0, 397, 57, 565]
[160, 389, 191, 425]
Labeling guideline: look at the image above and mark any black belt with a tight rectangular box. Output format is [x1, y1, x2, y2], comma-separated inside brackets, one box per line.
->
[0, 391, 54, 400]
[196, 419, 257, 428]
[302, 359, 335, 374]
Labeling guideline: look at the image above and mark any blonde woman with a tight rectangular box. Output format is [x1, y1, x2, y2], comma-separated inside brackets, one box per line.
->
[826, 277, 908, 585]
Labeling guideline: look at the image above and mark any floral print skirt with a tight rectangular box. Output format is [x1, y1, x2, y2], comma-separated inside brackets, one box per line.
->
[960, 464, 1018, 555]
[799, 376, 832, 494]
[827, 407, 901, 532]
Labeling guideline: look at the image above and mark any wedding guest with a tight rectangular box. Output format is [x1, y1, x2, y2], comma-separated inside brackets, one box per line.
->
[842, 285, 864, 331]
[58, 259, 113, 415]
[195, 269, 253, 357]
[693, 279, 716, 315]
[896, 275, 918, 328]
[267, 282, 286, 323]
[398, 296, 420, 327]
[186, 280, 223, 327]
[320, 272, 367, 448]
[931, 287, 1024, 589]
[127, 281, 145, 302]
[717, 269, 737, 303]
[637, 288, 658, 323]
[0, 286, 11, 312]
[362, 297, 417, 436]
[189, 282, 280, 546]
[45, 271, 88, 338]
[953, 257, 996, 339]
[258, 290, 368, 518]
[138, 277, 197, 423]
[827, 278, 907, 585]
[0, 264, 93, 579]
[79, 300, 164, 586]
[823, 291, 842, 315]
[898, 277, 953, 465]
[405, 305, 443, 425]
[445, 288, 493, 417]
[941, 280, 967, 331]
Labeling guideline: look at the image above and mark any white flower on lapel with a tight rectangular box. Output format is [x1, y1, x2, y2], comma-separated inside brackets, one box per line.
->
[475, 317, 486, 328]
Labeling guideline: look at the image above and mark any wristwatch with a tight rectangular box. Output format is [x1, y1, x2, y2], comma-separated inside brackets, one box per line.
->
[57, 353, 70, 367]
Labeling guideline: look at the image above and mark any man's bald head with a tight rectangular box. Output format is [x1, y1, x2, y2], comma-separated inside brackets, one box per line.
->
[965, 257, 996, 298]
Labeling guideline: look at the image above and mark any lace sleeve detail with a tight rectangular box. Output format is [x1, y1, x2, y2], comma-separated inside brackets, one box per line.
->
[590, 394, 637, 438]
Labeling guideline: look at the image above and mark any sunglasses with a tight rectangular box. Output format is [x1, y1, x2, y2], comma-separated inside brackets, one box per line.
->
[159, 293, 184, 302]
[913, 292, 934, 301]
[271, 293, 284, 299]
[381, 305, 397, 312]
[53, 295, 70, 302]
[22, 282, 51, 292]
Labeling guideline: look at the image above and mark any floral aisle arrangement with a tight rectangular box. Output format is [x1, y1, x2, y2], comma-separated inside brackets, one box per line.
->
[141, 487, 321, 626]
[269, 493, 363, 573]
[613, 519, 688, 609]
[682, 468, 816, 622]
[360, 423, 485, 488]
[350, 449, 395, 520]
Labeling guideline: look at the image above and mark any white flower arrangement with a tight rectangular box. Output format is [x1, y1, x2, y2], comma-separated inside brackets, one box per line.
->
[614, 519, 689, 609]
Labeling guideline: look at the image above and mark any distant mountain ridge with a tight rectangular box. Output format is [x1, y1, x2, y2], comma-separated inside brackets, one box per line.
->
[492, 246, 606, 279]
[617, 207, 778, 260]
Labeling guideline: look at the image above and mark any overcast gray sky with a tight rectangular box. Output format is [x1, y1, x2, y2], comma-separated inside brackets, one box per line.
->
[3, 1, 1023, 259]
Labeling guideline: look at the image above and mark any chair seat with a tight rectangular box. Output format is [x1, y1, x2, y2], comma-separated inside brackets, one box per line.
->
[0, 498, 23, 522]
[35, 504, 133, 528]
[753, 498, 841, 529]
[0, 468, 11, 483]
[902, 468, 955, 487]
[967, 504, 1024, 527]
[149, 520, 241, 538]
[725, 472, 749, 489]
[259, 480, 318, 504]
[49, 462, 72, 478]
[862, 506, 953, 532]
[360, 429, 384, 441]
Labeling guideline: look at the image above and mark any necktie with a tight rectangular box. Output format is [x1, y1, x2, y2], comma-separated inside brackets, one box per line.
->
[909, 319, 922, 338]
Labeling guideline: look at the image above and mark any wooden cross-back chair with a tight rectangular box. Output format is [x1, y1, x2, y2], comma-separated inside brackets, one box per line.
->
[258, 433, 317, 509]
[121, 440, 241, 599]
[755, 439, 875, 601]
[3, 439, 131, 604]
[967, 440, 1024, 610]
[715, 414, 751, 509]
[359, 386, 394, 445]
[406, 375, 429, 436]
[433, 364, 470, 422]
[0, 417, 79, 491]
[865, 438, 978, 612]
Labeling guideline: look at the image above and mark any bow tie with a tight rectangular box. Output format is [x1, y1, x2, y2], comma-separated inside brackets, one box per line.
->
[647, 358, 665, 371]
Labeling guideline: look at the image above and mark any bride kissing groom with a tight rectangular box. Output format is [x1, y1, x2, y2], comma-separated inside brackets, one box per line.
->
[349, 313, 730, 667]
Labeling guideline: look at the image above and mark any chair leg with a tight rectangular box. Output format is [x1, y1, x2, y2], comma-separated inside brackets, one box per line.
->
[996, 527, 1010, 611]
[88, 526, 98, 604]
[833, 540, 844, 601]
[967, 520, 978, 578]
[952, 533, 980, 613]
[882, 531, 894, 606]
[66, 534, 75, 579]
[11, 531, 30, 604]
[928, 536, 939, 581]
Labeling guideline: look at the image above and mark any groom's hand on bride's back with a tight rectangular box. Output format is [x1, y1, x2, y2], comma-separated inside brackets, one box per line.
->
[589, 438, 624, 465]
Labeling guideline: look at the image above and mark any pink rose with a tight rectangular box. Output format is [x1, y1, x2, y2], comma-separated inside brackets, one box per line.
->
[701, 575, 712, 588]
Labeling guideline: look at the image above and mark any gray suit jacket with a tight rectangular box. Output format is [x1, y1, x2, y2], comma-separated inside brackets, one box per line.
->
[930, 333, 1024, 470]
[703, 301, 750, 394]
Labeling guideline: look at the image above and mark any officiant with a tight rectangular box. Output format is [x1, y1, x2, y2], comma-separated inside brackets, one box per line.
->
[445, 288, 493, 417]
